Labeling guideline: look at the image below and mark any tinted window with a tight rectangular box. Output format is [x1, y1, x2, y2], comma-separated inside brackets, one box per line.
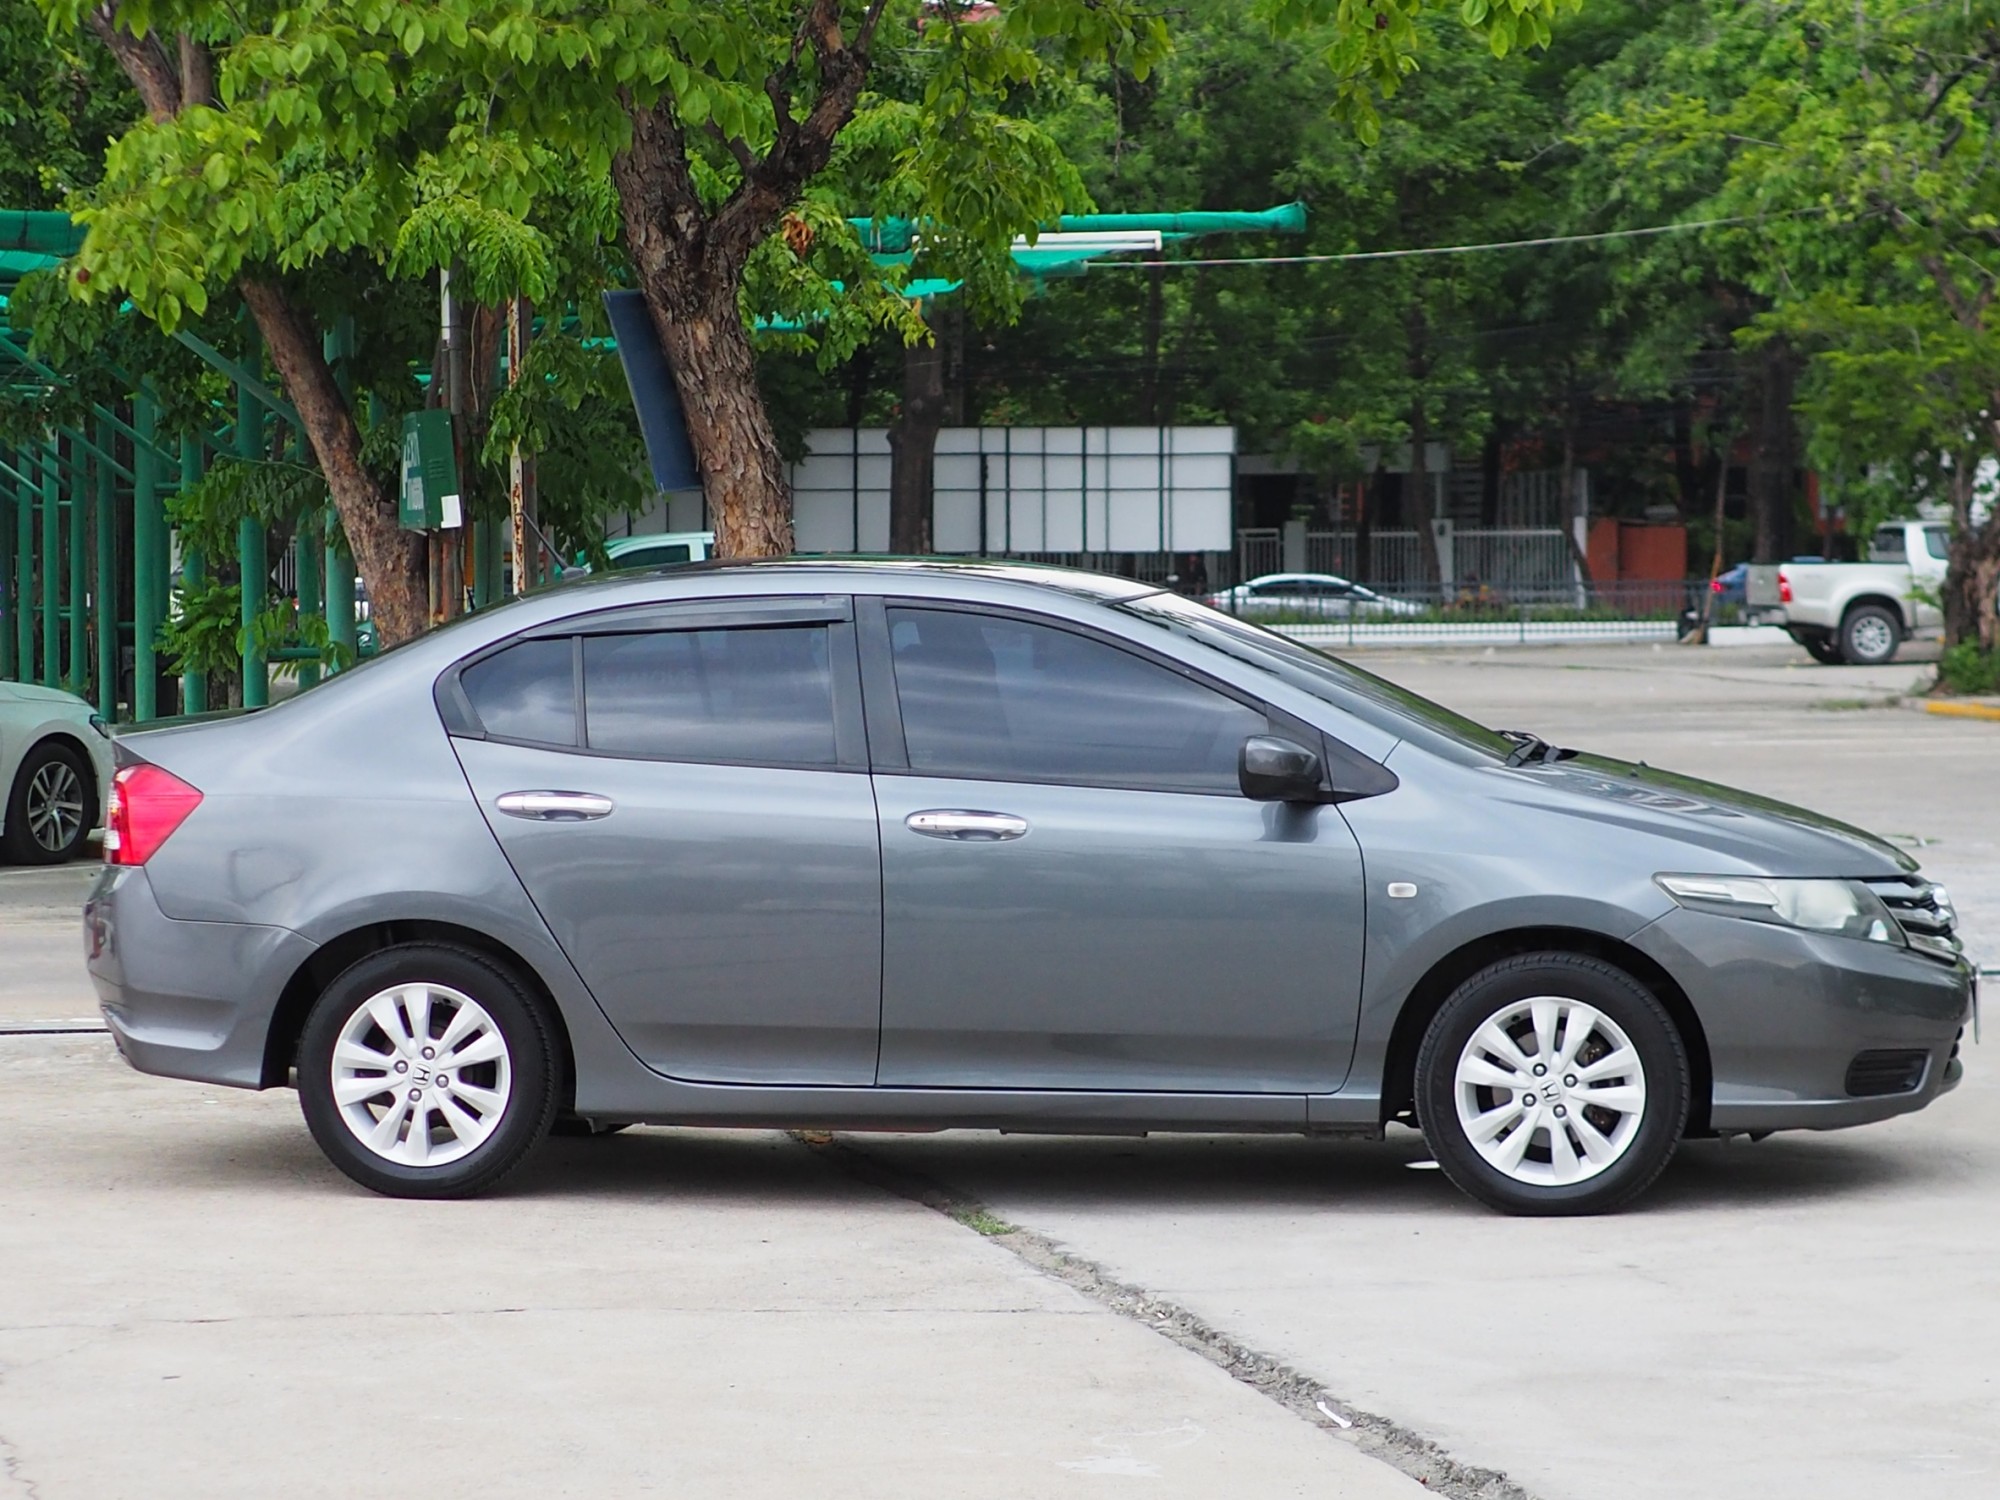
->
[1872, 526, 1906, 560]
[583, 626, 837, 765]
[461, 638, 576, 745]
[1925, 528, 1949, 561]
[615, 544, 692, 569]
[888, 607, 1264, 792]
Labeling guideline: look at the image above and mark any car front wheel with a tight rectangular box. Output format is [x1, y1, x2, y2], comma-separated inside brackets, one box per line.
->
[1415, 953, 1689, 1215]
[297, 945, 558, 1198]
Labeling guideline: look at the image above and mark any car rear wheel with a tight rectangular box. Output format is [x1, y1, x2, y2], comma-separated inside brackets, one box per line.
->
[2, 739, 94, 865]
[1839, 604, 1901, 666]
[1800, 634, 1844, 665]
[1415, 953, 1689, 1215]
[298, 945, 558, 1198]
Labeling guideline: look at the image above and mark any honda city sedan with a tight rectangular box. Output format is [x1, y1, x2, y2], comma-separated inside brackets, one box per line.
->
[84, 561, 1973, 1214]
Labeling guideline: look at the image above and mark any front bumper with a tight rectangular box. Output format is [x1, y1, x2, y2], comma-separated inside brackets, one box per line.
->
[1633, 906, 1972, 1133]
[85, 865, 317, 1089]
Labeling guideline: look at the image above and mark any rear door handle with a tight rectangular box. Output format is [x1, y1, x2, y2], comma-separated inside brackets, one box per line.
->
[496, 790, 615, 822]
[905, 809, 1029, 842]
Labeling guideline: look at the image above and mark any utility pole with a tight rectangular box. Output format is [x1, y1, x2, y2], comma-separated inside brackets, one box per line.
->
[507, 297, 537, 595]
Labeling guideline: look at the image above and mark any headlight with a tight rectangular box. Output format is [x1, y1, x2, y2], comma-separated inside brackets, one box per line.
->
[1656, 874, 1903, 946]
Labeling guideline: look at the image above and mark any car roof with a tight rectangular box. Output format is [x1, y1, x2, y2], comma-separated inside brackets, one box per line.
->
[568, 555, 1167, 603]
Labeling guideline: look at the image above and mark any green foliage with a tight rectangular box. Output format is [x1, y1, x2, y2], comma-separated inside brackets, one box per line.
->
[0, 6, 133, 207]
[1937, 643, 2000, 697]
[157, 575, 242, 680]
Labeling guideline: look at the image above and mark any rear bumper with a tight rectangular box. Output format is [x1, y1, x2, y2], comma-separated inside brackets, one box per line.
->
[85, 865, 316, 1089]
[1633, 907, 1972, 1133]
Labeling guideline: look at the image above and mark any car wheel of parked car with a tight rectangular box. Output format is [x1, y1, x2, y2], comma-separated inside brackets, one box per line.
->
[2, 739, 94, 865]
[1416, 953, 1689, 1216]
[297, 945, 559, 1198]
[1801, 635, 1845, 666]
[1839, 604, 1902, 666]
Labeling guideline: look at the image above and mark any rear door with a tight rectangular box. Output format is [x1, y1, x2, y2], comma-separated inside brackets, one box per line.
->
[446, 597, 883, 1085]
[864, 601, 1368, 1094]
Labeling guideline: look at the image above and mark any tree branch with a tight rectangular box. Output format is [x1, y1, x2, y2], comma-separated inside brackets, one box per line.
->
[88, 4, 181, 121]
[713, 0, 890, 262]
[178, 34, 216, 110]
[703, 120, 758, 179]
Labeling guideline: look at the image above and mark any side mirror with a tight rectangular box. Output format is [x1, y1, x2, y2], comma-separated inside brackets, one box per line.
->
[1239, 735, 1325, 803]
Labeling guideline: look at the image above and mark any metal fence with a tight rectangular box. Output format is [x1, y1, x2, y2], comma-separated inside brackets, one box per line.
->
[1240, 527, 1580, 594]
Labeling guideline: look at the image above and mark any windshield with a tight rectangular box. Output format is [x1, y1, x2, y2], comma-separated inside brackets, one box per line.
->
[1115, 590, 1515, 759]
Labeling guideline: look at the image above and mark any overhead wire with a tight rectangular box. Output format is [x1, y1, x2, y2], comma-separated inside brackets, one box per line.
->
[1086, 214, 1778, 270]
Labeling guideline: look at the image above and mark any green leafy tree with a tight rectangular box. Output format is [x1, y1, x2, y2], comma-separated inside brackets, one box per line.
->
[43, 0, 1587, 648]
[1584, 0, 2000, 660]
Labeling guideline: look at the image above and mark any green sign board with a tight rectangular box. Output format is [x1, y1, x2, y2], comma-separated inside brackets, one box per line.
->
[399, 409, 462, 530]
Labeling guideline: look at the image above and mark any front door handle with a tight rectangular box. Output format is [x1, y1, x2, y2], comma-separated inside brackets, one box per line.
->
[496, 790, 616, 822]
[905, 809, 1029, 842]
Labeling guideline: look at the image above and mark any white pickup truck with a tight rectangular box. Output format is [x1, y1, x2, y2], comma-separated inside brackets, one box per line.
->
[1747, 519, 1949, 665]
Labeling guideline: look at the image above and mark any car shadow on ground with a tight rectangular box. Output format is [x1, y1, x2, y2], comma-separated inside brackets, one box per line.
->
[139, 1115, 1951, 1213]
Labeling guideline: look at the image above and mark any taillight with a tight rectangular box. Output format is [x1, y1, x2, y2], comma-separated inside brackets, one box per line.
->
[1778, 567, 1793, 604]
[105, 763, 203, 866]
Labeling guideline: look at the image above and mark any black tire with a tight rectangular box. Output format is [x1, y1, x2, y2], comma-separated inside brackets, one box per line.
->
[2, 739, 94, 865]
[1800, 634, 1844, 665]
[550, 1116, 630, 1138]
[297, 944, 559, 1198]
[1415, 952, 1689, 1216]
[1839, 604, 1902, 666]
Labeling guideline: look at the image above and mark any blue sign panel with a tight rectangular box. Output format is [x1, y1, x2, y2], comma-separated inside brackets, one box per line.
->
[603, 290, 701, 493]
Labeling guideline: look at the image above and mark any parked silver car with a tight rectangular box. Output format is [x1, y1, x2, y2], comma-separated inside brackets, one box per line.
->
[1207, 572, 1425, 619]
[85, 561, 1972, 1214]
[1, 682, 114, 864]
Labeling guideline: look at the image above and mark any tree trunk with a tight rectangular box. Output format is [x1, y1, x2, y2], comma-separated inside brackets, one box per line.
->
[888, 322, 946, 555]
[237, 280, 428, 646]
[612, 102, 794, 558]
[1942, 454, 2000, 653]
[1748, 337, 1799, 563]
[1560, 421, 1593, 587]
[1687, 424, 1734, 645]
[1406, 404, 1442, 585]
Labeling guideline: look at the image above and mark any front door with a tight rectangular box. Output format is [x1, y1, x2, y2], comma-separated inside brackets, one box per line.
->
[448, 600, 882, 1085]
[869, 604, 1368, 1093]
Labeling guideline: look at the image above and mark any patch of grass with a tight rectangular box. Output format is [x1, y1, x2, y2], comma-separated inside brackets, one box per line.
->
[950, 1206, 1016, 1237]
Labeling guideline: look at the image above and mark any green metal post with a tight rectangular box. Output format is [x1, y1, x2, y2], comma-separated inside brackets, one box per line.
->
[0, 455, 14, 682]
[14, 447, 30, 679]
[237, 384, 267, 708]
[41, 441, 59, 687]
[95, 418, 116, 718]
[133, 396, 162, 720]
[66, 441, 85, 691]
[323, 321, 357, 668]
[295, 470, 323, 691]
[179, 435, 206, 714]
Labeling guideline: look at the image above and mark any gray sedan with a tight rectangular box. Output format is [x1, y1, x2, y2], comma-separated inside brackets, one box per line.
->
[84, 561, 1973, 1214]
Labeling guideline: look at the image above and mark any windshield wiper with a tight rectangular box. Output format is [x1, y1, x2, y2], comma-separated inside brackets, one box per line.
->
[1499, 729, 1578, 767]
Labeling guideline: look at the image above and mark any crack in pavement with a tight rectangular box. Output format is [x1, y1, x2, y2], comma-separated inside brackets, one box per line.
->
[796, 1132, 1536, 1500]
[0, 1428, 44, 1500]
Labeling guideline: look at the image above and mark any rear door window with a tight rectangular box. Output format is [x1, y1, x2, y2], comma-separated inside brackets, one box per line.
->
[1924, 528, 1950, 561]
[886, 607, 1265, 793]
[582, 626, 838, 766]
[459, 637, 577, 746]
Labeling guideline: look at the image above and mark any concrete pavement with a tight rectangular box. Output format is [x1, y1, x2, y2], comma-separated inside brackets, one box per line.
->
[869, 641, 2000, 1500]
[0, 1021, 1428, 1500]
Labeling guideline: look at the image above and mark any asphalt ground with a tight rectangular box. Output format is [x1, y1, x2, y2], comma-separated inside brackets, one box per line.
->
[2, 640, 1993, 1498]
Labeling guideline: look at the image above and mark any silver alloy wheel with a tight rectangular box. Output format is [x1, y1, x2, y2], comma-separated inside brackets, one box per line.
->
[331, 983, 513, 1167]
[1453, 996, 1647, 1187]
[24, 759, 85, 853]
[1849, 613, 1895, 662]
